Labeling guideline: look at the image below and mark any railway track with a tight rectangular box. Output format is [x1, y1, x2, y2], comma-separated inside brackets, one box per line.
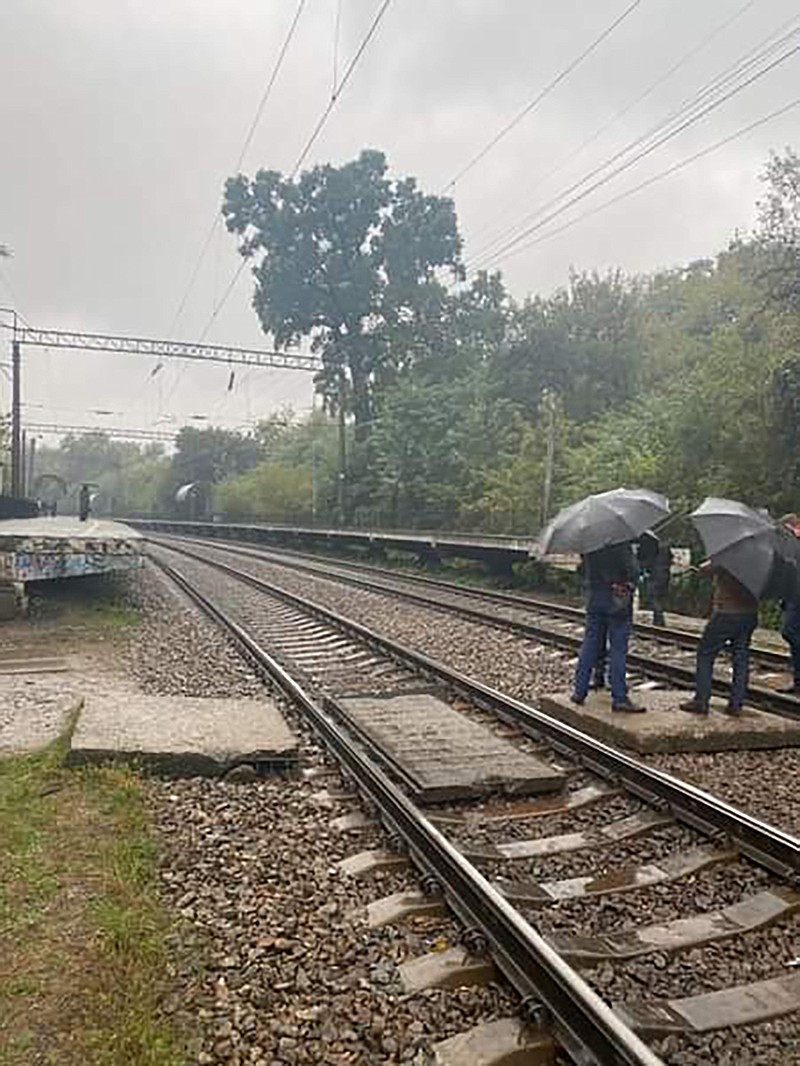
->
[148, 538, 800, 1065]
[154, 532, 800, 718]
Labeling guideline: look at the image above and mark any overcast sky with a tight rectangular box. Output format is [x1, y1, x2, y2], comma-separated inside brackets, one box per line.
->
[1, 0, 799, 444]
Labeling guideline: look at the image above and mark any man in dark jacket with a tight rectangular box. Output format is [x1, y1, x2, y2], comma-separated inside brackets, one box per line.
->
[680, 566, 758, 716]
[571, 541, 644, 713]
[777, 516, 800, 694]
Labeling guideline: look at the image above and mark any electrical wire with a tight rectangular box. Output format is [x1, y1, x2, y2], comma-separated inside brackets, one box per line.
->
[470, 14, 800, 268]
[290, 0, 393, 177]
[487, 95, 800, 265]
[440, 0, 645, 193]
[471, 32, 800, 271]
[167, 0, 307, 340]
[196, 0, 393, 347]
[466, 0, 757, 252]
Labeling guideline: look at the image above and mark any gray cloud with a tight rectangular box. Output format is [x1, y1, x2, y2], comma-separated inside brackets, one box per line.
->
[1, 0, 798, 439]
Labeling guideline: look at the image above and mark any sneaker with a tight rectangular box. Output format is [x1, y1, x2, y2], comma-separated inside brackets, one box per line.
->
[612, 699, 646, 713]
[680, 698, 709, 715]
[569, 693, 586, 707]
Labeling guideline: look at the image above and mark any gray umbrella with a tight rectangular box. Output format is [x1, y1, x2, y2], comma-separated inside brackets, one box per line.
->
[690, 497, 800, 599]
[537, 487, 670, 557]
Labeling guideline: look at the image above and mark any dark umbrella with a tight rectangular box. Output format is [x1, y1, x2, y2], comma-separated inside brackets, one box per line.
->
[690, 497, 800, 600]
[537, 487, 670, 557]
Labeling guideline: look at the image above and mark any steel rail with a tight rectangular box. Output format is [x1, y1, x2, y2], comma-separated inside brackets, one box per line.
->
[151, 550, 664, 1066]
[152, 539, 800, 880]
[156, 533, 800, 718]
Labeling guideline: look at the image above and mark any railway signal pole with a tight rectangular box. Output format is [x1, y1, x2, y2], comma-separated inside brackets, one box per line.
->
[11, 337, 21, 497]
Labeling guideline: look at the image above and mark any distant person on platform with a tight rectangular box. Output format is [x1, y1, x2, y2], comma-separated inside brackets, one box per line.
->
[571, 540, 644, 713]
[779, 514, 800, 695]
[78, 484, 91, 523]
[637, 532, 672, 627]
[680, 564, 758, 716]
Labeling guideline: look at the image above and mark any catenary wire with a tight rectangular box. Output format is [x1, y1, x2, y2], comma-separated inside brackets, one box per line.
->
[471, 36, 800, 271]
[196, 0, 394, 347]
[487, 95, 800, 266]
[166, 0, 307, 340]
[466, 0, 757, 253]
[470, 14, 800, 269]
[291, 0, 393, 177]
[440, 0, 645, 193]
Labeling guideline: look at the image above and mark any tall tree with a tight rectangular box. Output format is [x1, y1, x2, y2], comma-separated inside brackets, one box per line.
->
[756, 148, 800, 316]
[222, 149, 464, 438]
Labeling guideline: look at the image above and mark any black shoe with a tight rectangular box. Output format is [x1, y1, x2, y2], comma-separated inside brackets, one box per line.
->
[723, 704, 743, 717]
[569, 693, 586, 706]
[680, 698, 709, 715]
[612, 699, 646, 713]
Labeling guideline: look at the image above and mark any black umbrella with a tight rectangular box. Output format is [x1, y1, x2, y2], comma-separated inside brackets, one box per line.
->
[690, 497, 800, 600]
[537, 487, 670, 557]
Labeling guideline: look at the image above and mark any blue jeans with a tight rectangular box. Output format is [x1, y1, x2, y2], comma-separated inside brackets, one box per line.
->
[782, 603, 800, 687]
[574, 591, 631, 705]
[695, 612, 757, 710]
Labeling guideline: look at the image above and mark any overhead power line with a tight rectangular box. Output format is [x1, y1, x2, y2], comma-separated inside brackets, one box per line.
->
[441, 0, 645, 193]
[291, 0, 393, 177]
[471, 30, 800, 271]
[197, 0, 394, 345]
[488, 96, 800, 265]
[466, 0, 758, 252]
[168, 0, 307, 338]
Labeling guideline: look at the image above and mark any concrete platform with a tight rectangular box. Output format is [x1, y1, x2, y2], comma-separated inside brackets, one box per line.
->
[540, 690, 800, 753]
[335, 691, 565, 801]
[68, 693, 298, 776]
[0, 517, 143, 584]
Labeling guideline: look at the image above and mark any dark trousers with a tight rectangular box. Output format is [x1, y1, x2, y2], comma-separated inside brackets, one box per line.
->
[782, 603, 800, 687]
[593, 618, 608, 686]
[695, 612, 757, 710]
[574, 605, 631, 705]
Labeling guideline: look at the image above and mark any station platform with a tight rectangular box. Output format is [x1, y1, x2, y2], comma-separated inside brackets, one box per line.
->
[0, 517, 143, 588]
[540, 690, 800, 754]
[68, 692, 298, 776]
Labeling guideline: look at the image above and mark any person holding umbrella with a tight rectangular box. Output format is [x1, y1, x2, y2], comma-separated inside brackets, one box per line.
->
[778, 514, 800, 695]
[679, 564, 758, 716]
[538, 488, 671, 714]
[680, 497, 789, 716]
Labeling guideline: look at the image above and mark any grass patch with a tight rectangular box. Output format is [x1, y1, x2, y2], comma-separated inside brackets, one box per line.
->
[0, 742, 186, 1065]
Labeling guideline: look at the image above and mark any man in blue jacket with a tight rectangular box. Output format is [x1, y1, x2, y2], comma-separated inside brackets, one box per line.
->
[571, 541, 644, 713]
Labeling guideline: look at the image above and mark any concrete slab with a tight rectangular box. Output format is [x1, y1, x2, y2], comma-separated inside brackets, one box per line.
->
[433, 1018, 554, 1066]
[540, 689, 800, 753]
[336, 691, 565, 801]
[617, 972, 800, 1036]
[398, 946, 495, 993]
[0, 517, 142, 584]
[365, 890, 445, 929]
[337, 849, 409, 878]
[552, 888, 800, 963]
[68, 693, 297, 776]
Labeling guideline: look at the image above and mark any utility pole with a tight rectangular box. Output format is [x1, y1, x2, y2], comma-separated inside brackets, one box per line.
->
[27, 436, 36, 499]
[11, 337, 21, 497]
[540, 388, 556, 528]
[337, 363, 347, 526]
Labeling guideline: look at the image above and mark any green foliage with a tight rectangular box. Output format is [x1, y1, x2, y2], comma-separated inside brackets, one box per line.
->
[33, 435, 169, 516]
[223, 149, 463, 448]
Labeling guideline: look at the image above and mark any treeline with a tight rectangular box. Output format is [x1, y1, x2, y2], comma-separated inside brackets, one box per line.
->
[34, 148, 800, 530]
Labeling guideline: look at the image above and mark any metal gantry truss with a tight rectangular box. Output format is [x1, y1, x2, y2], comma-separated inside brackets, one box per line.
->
[25, 422, 177, 443]
[15, 327, 322, 371]
[5, 318, 323, 495]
